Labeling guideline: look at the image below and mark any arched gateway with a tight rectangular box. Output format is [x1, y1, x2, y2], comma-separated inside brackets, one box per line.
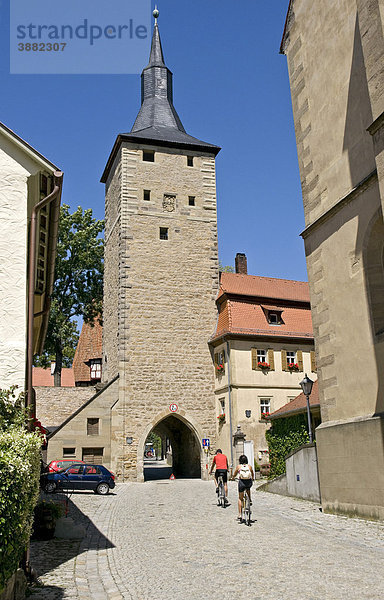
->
[137, 411, 203, 481]
[101, 13, 220, 481]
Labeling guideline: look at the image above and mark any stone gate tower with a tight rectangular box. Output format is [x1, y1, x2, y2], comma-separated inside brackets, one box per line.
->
[101, 13, 220, 481]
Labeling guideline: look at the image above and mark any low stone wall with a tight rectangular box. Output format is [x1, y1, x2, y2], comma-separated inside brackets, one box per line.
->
[257, 473, 288, 496]
[257, 443, 321, 503]
[286, 443, 320, 502]
[35, 386, 95, 427]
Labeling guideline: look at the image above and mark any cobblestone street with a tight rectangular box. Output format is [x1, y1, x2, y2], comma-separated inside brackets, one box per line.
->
[30, 479, 384, 600]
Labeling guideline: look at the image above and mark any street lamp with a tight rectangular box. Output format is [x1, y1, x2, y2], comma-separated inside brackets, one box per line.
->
[300, 373, 314, 443]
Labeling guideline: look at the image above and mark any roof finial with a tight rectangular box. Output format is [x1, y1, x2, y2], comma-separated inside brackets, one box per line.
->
[153, 6, 159, 25]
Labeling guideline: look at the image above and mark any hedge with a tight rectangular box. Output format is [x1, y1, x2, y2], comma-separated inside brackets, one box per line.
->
[265, 414, 309, 478]
[0, 428, 41, 592]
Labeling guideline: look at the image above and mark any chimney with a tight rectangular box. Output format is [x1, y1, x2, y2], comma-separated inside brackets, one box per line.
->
[235, 253, 247, 275]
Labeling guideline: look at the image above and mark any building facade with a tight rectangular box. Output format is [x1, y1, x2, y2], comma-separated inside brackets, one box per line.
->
[48, 16, 220, 480]
[209, 255, 316, 469]
[281, 0, 384, 518]
[0, 122, 62, 404]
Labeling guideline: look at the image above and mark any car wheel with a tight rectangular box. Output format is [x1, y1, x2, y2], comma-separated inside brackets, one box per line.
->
[44, 481, 57, 494]
[96, 482, 109, 495]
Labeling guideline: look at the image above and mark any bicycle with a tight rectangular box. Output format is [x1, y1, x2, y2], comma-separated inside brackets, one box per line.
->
[217, 474, 226, 508]
[241, 487, 252, 526]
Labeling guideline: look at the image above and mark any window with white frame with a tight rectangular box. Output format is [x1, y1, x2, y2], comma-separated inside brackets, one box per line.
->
[90, 359, 102, 380]
[257, 349, 267, 363]
[260, 397, 271, 417]
[219, 398, 225, 415]
[286, 351, 296, 365]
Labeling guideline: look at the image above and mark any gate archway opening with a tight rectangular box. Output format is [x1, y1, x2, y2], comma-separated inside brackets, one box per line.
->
[143, 414, 202, 481]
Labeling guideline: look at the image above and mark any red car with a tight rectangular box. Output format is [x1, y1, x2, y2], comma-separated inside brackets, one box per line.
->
[47, 459, 85, 473]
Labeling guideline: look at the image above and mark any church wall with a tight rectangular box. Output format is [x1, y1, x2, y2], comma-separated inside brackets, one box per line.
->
[108, 143, 219, 480]
[283, 0, 384, 518]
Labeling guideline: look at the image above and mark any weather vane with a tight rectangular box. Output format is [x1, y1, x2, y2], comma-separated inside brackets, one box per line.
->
[153, 6, 159, 24]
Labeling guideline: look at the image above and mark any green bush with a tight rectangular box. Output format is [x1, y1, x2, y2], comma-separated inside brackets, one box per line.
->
[265, 415, 309, 478]
[0, 389, 42, 593]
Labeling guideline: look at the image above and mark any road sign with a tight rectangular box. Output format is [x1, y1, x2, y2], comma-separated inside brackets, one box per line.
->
[169, 403, 178, 412]
[202, 438, 210, 447]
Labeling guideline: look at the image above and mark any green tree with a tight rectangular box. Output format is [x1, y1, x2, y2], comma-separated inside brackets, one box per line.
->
[35, 204, 104, 386]
[219, 260, 234, 273]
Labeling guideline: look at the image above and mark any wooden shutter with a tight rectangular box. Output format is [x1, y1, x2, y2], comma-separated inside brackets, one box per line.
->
[297, 350, 303, 371]
[310, 350, 317, 372]
[281, 350, 287, 371]
[87, 418, 99, 436]
[82, 447, 103, 464]
[267, 349, 275, 371]
[251, 348, 258, 370]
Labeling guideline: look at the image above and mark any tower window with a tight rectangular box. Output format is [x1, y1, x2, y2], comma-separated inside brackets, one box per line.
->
[187, 156, 193, 167]
[143, 189, 151, 201]
[188, 196, 195, 206]
[160, 227, 168, 240]
[143, 150, 155, 162]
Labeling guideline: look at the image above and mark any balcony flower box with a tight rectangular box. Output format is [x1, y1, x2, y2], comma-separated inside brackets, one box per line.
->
[216, 363, 224, 375]
[287, 362, 299, 372]
[217, 413, 226, 423]
[258, 361, 270, 371]
[260, 412, 270, 420]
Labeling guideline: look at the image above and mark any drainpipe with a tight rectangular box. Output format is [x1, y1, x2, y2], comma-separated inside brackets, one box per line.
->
[26, 171, 63, 429]
[225, 338, 234, 473]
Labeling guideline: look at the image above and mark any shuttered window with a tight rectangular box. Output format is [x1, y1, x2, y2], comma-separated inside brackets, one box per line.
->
[82, 447, 103, 464]
[214, 350, 225, 377]
[310, 350, 317, 372]
[251, 348, 258, 370]
[87, 418, 99, 436]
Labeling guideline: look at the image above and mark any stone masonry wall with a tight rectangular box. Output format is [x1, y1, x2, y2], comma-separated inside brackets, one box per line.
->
[108, 143, 219, 480]
[103, 150, 122, 382]
[36, 386, 95, 427]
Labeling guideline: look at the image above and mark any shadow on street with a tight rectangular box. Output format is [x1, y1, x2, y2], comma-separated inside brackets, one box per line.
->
[30, 492, 115, 578]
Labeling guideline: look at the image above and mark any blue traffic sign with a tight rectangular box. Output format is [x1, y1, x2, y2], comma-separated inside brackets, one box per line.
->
[202, 438, 210, 447]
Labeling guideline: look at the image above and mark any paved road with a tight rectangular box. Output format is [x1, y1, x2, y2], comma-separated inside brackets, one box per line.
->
[30, 479, 384, 600]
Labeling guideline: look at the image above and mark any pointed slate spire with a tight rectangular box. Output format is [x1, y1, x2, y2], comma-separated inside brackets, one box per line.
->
[101, 7, 220, 182]
[131, 9, 186, 133]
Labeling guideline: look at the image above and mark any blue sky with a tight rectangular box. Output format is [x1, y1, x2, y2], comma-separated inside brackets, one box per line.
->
[1, 1, 307, 281]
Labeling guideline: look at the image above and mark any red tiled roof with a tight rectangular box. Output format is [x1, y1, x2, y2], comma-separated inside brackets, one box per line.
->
[269, 380, 319, 419]
[72, 319, 102, 383]
[212, 273, 313, 341]
[33, 367, 75, 387]
[218, 273, 310, 303]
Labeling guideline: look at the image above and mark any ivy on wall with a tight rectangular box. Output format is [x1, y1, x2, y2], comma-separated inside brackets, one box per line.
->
[0, 389, 41, 593]
[265, 414, 309, 478]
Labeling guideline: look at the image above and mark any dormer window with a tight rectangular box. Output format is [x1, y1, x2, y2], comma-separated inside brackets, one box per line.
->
[90, 359, 102, 381]
[261, 305, 284, 325]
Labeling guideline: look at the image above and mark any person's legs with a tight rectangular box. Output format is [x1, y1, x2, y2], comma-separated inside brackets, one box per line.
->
[238, 491, 244, 518]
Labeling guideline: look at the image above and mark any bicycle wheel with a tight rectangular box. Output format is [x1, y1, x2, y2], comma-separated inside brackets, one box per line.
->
[244, 493, 251, 526]
[219, 481, 225, 507]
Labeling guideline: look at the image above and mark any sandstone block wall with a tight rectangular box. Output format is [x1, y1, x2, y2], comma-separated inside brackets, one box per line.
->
[105, 142, 219, 480]
[36, 386, 95, 427]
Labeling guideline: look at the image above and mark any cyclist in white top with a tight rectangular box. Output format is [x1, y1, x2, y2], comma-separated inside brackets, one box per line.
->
[232, 454, 255, 521]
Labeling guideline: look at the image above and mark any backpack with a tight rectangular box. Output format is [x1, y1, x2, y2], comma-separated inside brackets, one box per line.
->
[239, 464, 252, 479]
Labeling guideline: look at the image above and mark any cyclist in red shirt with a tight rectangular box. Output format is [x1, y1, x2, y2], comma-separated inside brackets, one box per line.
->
[209, 449, 229, 499]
